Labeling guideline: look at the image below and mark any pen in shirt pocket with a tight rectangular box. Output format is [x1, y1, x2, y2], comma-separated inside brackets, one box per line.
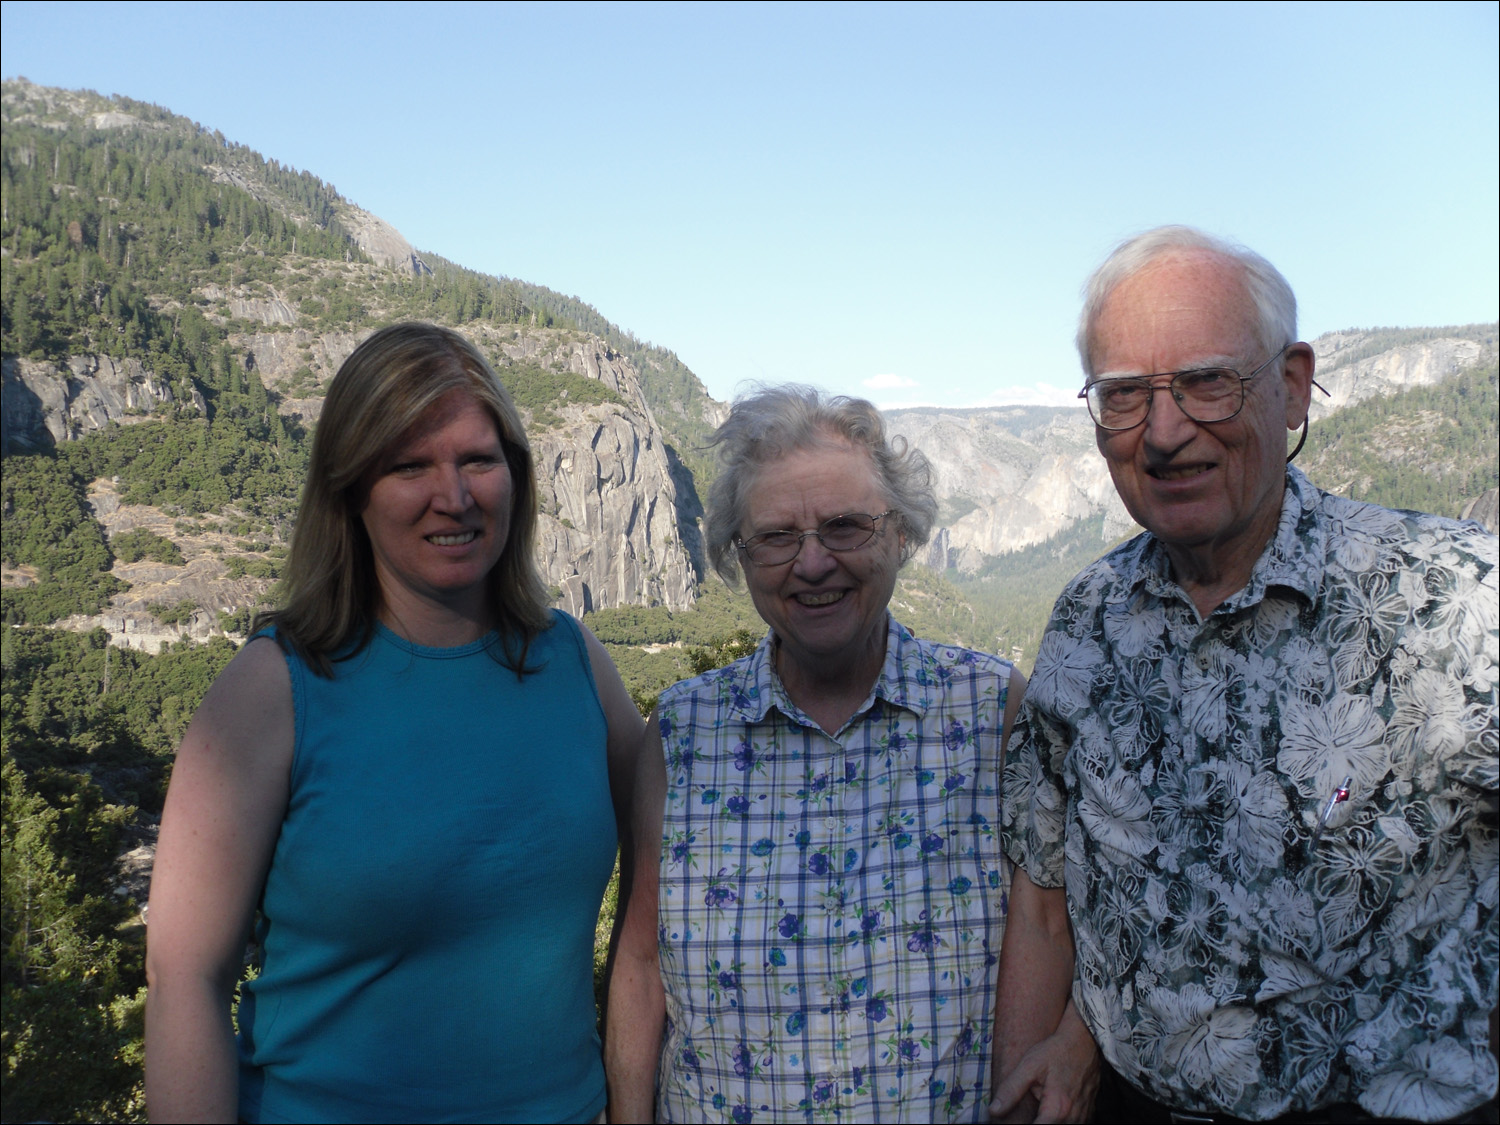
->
[1310, 774, 1353, 845]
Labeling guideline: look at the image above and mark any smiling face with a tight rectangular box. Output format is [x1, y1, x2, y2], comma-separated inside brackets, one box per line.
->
[740, 440, 903, 691]
[360, 390, 513, 633]
[1090, 250, 1310, 585]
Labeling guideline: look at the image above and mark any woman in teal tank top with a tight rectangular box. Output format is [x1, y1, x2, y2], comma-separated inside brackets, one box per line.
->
[144, 324, 645, 1123]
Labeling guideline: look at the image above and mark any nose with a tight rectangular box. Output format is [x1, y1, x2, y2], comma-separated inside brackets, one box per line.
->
[1140, 382, 1199, 453]
[791, 532, 839, 579]
[431, 464, 473, 513]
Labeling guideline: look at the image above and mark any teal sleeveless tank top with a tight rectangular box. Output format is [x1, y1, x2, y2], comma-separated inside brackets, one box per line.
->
[237, 613, 614, 1123]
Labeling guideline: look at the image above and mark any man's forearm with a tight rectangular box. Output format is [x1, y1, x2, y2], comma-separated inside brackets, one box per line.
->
[990, 868, 1088, 1122]
[994, 871, 1075, 1078]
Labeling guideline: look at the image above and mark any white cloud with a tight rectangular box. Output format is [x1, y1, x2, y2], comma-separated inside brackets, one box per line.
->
[974, 382, 1085, 409]
[863, 373, 919, 390]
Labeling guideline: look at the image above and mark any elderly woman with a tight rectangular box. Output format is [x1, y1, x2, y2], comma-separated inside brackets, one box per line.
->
[606, 386, 1026, 1122]
[145, 323, 643, 1123]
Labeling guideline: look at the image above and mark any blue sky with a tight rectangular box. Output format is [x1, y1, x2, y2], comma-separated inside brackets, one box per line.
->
[3, 1, 1496, 408]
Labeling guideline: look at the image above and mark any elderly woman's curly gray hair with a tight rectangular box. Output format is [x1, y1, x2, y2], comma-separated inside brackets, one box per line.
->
[705, 384, 938, 585]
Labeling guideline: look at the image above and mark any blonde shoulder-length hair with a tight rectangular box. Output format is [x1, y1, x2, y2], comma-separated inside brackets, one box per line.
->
[256, 322, 549, 676]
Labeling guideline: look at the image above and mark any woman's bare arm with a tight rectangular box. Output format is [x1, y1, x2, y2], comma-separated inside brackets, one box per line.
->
[144, 638, 293, 1123]
[604, 709, 668, 1123]
[581, 624, 648, 861]
[582, 621, 650, 1024]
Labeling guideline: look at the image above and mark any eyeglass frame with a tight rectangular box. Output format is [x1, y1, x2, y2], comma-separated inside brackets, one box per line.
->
[735, 510, 897, 566]
[1077, 344, 1292, 431]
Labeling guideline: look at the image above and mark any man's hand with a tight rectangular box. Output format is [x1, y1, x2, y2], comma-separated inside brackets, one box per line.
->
[989, 1002, 1100, 1123]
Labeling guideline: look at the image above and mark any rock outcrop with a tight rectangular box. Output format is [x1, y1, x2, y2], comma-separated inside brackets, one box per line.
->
[889, 407, 1137, 570]
[514, 334, 698, 612]
[333, 201, 426, 274]
[57, 481, 273, 652]
[1309, 334, 1495, 420]
[1, 354, 201, 453]
[1460, 489, 1499, 534]
[200, 284, 299, 327]
[496, 331, 654, 417]
[534, 410, 696, 614]
[232, 326, 368, 424]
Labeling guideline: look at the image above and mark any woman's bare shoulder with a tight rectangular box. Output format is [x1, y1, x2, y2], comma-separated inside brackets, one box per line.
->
[181, 635, 294, 766]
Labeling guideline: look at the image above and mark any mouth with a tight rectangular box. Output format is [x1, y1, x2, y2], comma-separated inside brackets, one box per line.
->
[794, 590, 846, 607]
[427, 530, 479, 546]
[1148, 463, 1213, 482]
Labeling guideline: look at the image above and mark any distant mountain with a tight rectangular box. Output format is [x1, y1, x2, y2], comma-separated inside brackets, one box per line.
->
[891, 324, 1498, 575]
[0, 77, 713, 640]
[1308, 324, 1496, 418]
[1299, 345, 1498, 519]
[2, 75, 1495, 656]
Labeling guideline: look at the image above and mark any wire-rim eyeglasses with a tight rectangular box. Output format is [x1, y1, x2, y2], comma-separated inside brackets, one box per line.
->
[1078, 344, 1291, 431]
[736, 511, 896, 566]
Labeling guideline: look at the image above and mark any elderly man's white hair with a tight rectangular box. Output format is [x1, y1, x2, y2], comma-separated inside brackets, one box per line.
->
[1076, 226, 1298, 377]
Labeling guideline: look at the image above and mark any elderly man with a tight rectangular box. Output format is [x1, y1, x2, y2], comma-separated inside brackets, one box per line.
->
[992, 226, 1498, 1124]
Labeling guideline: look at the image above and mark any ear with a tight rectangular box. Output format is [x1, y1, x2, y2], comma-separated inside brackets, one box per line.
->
[1281, 342, 1315, 430]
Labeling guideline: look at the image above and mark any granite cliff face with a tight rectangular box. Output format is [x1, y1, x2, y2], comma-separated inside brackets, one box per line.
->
[333, 202, 429, 275]
[1309, 332, 1496, 420]
[1460, 489, 1499, 533]
[889, 407, 1137, 571]
[533, 412, 695, 615]
[1, 354, 204, 453]
[501, 332, 698, 614]
[4, 322, 698, 632]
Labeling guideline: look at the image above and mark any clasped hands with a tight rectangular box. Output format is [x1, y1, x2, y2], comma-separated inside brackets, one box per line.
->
[989, 1002, 1100, 1124]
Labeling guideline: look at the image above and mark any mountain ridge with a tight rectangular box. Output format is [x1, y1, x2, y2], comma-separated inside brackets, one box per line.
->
[2, 78, 710, 629]
[4, 75, 1496, 650]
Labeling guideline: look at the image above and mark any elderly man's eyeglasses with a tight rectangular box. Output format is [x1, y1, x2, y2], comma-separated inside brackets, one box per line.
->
[1079, 345, 1290, 431]
[736, 511, 895, 566]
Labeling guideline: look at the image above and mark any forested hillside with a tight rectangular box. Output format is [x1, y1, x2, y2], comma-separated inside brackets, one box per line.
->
[3, 626, 238, 1121]
[0, 81, 594, 362]
[3, 78, 1497, 1122]
[1299, 359, 1498, 515]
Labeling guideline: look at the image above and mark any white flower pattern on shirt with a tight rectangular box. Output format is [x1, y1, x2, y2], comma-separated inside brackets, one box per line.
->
[1001, 468, 1499, 1122]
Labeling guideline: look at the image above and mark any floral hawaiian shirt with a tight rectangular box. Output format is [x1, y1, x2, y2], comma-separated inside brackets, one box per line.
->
[654, 616, 1015, 1123]
[1002, 467, 1499, 1123]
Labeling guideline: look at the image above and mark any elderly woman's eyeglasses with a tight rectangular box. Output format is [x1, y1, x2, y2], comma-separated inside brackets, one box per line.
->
[1079, 345, 1290, 431]
[736, 511, 895, 566]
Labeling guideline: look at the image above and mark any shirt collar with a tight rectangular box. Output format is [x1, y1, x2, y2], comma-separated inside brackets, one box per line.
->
[726, 615, 933, 728]
[1120, 466, 1325, 611]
